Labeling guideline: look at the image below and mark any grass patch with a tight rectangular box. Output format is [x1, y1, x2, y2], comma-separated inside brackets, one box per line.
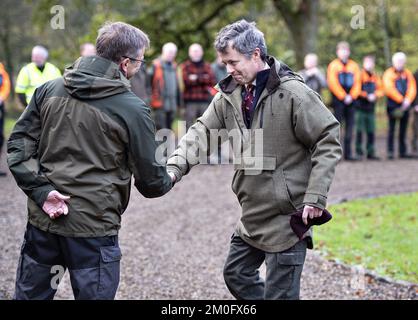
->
[316, 192, 418, 283]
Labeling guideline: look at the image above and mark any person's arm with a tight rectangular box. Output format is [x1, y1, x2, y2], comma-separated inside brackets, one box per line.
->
[349, 63, 362, 99]
[405, 70, 417, 105]
[198, 64, 217, 87]
[375, 75, 384, 98]
[413, 72, 418, 106]
[383, 69, 404, 104]
[167, 93, 225, 182]
[125, 103, 173, 198]
[182, 63, 200, 86]
[7, 85, 56, 209]
[327, 61, 347, 101]
[146, 63, 155, 106]
[15, 66, 29, 106]
[0, 68, 11, 103]
[293, 90, 342, 210]
[317, 69, 327, 90]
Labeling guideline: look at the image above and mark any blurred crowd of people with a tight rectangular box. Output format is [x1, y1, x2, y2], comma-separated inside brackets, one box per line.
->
[1, 39, 418, 177]
[299, 41, 417, 161]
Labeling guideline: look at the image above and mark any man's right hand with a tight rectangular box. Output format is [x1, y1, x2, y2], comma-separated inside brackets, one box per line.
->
[401, 98, 411, 110]
[168, 171, 176, 184]
[367, 93, 376, 103]
[42, 190, 71, 219]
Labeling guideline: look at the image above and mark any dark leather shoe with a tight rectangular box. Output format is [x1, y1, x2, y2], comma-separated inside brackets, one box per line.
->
[367, 155, 381, 160]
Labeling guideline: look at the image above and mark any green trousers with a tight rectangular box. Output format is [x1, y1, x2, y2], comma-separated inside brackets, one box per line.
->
[355, 109, 376, 157]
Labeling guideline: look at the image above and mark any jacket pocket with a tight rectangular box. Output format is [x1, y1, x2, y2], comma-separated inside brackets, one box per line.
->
[272, 169, 297, 214]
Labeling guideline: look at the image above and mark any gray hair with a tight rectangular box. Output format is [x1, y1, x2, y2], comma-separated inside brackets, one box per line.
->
[214, 19, 267, 61]
[32, 45, 49, 59]
[96, 22, 150, 63]
[392, 52, 407, 65]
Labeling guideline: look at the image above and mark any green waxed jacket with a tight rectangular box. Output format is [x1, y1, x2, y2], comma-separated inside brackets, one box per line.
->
[167, 56, 342, 252]
[8, 56, 172, 237]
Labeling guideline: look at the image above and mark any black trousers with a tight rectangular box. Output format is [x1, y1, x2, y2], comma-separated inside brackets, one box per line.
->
[387, 109, 410, 156]
[14, 223, 121, 300]
[333, 101, 356, 159]
[0, 102, 5, 152]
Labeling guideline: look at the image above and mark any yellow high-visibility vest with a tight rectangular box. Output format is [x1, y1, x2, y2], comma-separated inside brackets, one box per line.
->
[15, 62, 61, 105]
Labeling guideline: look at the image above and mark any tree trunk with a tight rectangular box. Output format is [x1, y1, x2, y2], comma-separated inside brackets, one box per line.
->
[272, 0, 319, 69]
[378, 0, 391, 67]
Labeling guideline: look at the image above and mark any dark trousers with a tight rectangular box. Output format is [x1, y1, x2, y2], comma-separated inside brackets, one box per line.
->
[0, 102, 5, 152]
[153, 109, 175, 130]
[223, 233, 307, 300]
[387, 110, 410, 156]
[412, 111, 418, 154]
[14, 223, 121, 300]
[355, 109, 376, 157]
[185, 101, 208, 129]
[333, 101, 356, 159]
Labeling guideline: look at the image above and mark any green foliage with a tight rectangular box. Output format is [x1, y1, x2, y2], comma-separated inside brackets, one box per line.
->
[316, 192, 418, 283]
[1, 0, 417, 84]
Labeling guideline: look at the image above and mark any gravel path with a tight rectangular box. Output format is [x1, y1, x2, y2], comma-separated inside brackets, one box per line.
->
[0, 137, 417, 300]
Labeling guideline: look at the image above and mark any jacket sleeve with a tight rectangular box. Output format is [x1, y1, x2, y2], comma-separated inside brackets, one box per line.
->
[182, 63, 199, 87]
[7, 86, 56, 208]
[166, 93, 225, 182]
[414, 72, 418, 106]
[349, 63, 362, 99]
[406, 70, 417, 103]
[327, 61, 347, 101]
[383, 69, 404, 104]
[0, 67, 11, 101]
[293, 91, 343, 210]
[198, 64, 217, 87]
[15, 66, 30, 94]
[375, 75, 384, 98]
[126, 103, 173, 198]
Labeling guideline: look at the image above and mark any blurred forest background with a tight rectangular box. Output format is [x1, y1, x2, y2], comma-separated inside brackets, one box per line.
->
[1, 0, 418, 101]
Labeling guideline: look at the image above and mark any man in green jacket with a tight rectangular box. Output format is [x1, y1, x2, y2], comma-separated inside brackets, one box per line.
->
[167, 20, 342, 300]
[8, 22, 174, 300]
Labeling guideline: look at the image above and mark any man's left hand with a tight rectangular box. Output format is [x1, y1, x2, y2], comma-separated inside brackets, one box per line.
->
[302, 205, 323, 225]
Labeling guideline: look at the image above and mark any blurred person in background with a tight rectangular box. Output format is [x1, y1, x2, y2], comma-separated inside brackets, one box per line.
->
[180, 43, 216, 129]
[327, 41, 361, 161]
[411, 68, 418, 157]
[148, 42, 181, 130]
[0, 62, 11, 177]
[382, 52, 417, 159]
[299, 53, 327, 95]
[355, 55, 384, 160]
[211, 52, 228, 83]
[80, 42, 96, 57]
[15, 45, 61, 108]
